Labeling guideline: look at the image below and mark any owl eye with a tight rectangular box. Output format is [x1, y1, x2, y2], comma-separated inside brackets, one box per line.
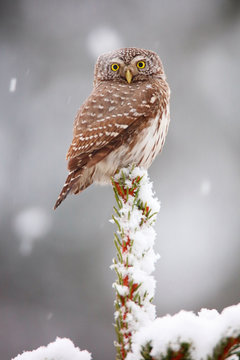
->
[137, 61, 146, 69]
[111, 63, 120, 71]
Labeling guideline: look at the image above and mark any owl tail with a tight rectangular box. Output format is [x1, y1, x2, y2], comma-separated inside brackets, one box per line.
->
[54, 168, 92, 210]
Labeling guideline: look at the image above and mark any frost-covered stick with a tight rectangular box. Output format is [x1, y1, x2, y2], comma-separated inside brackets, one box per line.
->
[111, 166, 160, 360]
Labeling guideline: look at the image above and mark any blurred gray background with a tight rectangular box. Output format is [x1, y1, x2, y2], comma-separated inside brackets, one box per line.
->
[1, 0, 240, 359]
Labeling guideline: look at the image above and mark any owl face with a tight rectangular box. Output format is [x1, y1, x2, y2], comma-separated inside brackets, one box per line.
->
[94, 47, 165, 86]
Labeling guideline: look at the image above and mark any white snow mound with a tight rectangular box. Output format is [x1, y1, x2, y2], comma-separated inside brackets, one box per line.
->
[12, 337, 92, 360]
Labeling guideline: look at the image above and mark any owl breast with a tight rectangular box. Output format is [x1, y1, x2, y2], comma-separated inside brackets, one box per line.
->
[92, 104, 170, 184]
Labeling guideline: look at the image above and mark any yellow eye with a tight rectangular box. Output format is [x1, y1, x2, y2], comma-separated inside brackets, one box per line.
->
[137, 61, 146, 69]
[111, 63, 119, 71]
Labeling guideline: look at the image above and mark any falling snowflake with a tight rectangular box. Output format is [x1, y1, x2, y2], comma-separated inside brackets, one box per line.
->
[200, 179, 211, 196]
[9, 78, 17, 93]
[86, 27, 123, 58]
[13, 206, 51, 255]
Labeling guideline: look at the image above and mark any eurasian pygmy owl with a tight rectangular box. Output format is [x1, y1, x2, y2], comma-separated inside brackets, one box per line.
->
[54, 47, 170, 209]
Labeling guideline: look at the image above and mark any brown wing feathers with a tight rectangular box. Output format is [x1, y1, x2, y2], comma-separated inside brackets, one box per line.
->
[53, 114, 149, 210]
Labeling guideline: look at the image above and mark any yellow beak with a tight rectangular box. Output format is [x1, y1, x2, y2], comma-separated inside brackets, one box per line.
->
[125, 69, 133, 84]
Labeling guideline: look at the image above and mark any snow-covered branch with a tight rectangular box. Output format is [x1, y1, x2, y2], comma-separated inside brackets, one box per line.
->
[111, 166, 240, 360]
[128, 304, 240, 360]
[12, 166, 240, 360]
[111, 166, 160, 359]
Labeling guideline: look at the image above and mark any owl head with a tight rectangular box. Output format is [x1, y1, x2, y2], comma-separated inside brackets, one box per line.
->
[94, 47, 165, 86]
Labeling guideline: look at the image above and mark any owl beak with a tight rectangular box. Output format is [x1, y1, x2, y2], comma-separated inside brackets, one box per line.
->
[125, 69, 133, 84]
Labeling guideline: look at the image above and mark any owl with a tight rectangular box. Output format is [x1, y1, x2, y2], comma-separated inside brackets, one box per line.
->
[54, 47, 170, 209]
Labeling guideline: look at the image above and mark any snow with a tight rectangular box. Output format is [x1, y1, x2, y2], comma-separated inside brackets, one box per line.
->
[12, 337, 92, 360]
[86, 27, 123, 58]
[114, 283, 129, 297]
[9, 77, 17, 92]
[127, 303, 240, 360]
[13, 206, 51, 255]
